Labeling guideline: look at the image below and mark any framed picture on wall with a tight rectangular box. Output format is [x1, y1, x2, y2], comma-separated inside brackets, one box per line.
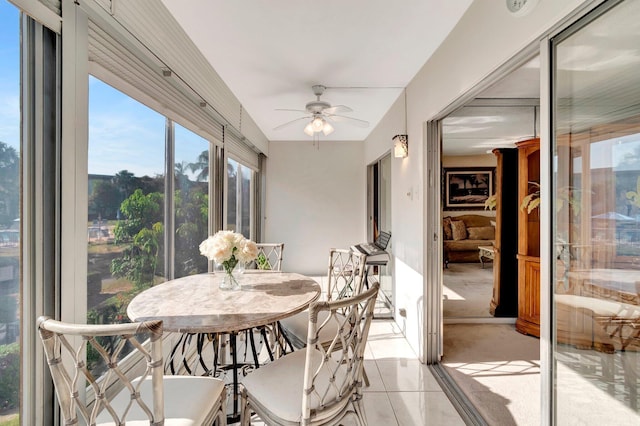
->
[444, 167, 494, 210]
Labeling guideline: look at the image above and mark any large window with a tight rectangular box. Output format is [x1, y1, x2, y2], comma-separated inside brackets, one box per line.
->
[552, 0, 640, 422]
[0, 1, 20, 422]
[226, 157, 254, 238]
[87, 77, 166, 334]
[174, 123, 209, 278]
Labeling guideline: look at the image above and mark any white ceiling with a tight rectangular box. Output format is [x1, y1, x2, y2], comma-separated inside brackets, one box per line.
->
[160, 0, 474, 142]
[443, 56, 541, 156]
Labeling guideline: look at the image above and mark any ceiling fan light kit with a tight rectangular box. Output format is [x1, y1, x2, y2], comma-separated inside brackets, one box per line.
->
[303, 117, 334, 136]
[274, 84, 368, 138]
[322, 120, 334, 136]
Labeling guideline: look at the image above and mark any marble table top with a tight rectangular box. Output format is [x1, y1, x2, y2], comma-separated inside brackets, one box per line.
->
[567, 268, 639, 305]
[127, 271, 321, 333]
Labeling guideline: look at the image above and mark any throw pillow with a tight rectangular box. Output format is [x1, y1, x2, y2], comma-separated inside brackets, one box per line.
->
[467, 226, 495, 240]
[451, 220, 467, 240]
[443, 217, 453, 240]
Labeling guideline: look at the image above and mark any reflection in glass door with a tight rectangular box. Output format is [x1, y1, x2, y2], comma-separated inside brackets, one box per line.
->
[369, 154, 393, 314]
[551, 0, 640, 422]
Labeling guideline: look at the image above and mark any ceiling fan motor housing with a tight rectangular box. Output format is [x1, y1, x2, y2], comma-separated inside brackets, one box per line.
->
[305, 100, 331, 113]
[312, 84, 326, 96]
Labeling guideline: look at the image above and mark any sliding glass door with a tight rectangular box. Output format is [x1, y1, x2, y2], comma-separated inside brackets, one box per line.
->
[551, 0, 640, 422]
[369, 154, 392, 314]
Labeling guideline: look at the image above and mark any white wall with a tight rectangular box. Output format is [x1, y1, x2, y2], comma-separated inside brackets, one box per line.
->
[364, 0, 588, 356]
[264, 140, 366, 275]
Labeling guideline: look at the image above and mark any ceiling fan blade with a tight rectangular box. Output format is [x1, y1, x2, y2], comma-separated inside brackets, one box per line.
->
[323, 105, 353, 114]
[273, 116, 310, 131]
[326, 114, 370, 128]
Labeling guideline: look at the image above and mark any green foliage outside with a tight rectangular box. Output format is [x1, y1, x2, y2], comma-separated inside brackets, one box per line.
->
[0, 416, 19, 426]
[89, 180, 121, 220]
[174, 184, 209, 277]
[110, 189, 164, 307]
[0, 343, 19, 411]
[86, 187, 164, 373]
[88, 170, 163, 221]
[87, 188, 165, 331]
[86, 155, 210, 334]
[0, 141, 19, 229]
[256, 253, 271, 270]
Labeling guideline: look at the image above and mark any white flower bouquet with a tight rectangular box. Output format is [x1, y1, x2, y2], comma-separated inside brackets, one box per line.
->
[199, 230, 258, 276]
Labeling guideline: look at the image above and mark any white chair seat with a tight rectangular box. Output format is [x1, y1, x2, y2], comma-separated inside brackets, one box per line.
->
[241, 349, 348, 424]
[96, 376, 225, 426]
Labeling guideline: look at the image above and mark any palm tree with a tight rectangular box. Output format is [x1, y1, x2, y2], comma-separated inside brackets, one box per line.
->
[175, 161, 191, 191]
[188, 150, 209, 182]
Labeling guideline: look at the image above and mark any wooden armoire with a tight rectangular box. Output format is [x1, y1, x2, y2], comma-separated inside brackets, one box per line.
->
[515, 138, 541, 337]
[489, 148, 519, 317]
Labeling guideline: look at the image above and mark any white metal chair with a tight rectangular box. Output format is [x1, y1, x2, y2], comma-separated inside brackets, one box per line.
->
[240, 282, 379, 425]
[246, 243, 285, 271]
[279, 248, 368, 349]
[241, 243, 287, 360]
[37, 316, 227, 425]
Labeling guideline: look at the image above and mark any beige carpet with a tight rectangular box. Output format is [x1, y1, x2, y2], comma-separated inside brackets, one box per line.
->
[443, 263, 494, 318]
[442, 324, 540, 426]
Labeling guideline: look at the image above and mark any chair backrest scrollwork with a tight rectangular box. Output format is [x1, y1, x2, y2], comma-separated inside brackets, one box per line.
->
[302, 282, 379, 424]
[37, 317, 165, 425]
[327, 248, 367, 302]
[247, 243, 285, 271]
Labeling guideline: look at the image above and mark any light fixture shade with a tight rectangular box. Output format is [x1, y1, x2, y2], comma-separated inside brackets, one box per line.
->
[322, 121, 334, 136]
[393, 134, 408, 158]
[304, 122, 315, 136]
[312, 117, 324, 131]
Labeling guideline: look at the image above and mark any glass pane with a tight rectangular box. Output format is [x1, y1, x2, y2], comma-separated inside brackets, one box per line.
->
[0, 1, 20, 421]
[174, 124, 209, 278]
[552, 0, 640, 422]
[240, 165, 251, 238]
[87, 77, 166, 371]
[226, 158, 238, 232]
[378, 154, 393, 309]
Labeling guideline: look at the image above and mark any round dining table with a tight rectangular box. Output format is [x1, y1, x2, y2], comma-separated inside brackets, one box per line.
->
[127, 271, 320, 333]
[127, 270, 321, 420]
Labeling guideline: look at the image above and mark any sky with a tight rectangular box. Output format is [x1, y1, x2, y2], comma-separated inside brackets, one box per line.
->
[88, 75, 209, 178]
[0, 1, 19, 152]
[0, 0, 208, 179]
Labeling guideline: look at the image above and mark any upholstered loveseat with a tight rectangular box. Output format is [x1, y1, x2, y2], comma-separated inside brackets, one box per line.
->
[443, 214, 495, 264]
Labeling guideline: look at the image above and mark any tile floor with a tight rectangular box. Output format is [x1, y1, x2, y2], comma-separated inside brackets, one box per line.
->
[242, 319, 465, 425]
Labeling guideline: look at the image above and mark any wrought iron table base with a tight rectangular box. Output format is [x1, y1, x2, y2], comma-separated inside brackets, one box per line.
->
[165, 324, 294, 421]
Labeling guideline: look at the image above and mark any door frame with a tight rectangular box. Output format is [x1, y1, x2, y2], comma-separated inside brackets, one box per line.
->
[422, 42, 542, 364]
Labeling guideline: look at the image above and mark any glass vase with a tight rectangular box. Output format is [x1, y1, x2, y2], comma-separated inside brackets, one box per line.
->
[217, 261, 244, 290]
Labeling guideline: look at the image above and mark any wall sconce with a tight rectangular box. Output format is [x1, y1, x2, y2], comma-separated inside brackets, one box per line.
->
[393, 134, 408, 158]
[394, 89, 409, 158]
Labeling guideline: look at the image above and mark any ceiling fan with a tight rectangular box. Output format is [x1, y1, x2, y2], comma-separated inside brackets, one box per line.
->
[274, 85, 369, 136]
